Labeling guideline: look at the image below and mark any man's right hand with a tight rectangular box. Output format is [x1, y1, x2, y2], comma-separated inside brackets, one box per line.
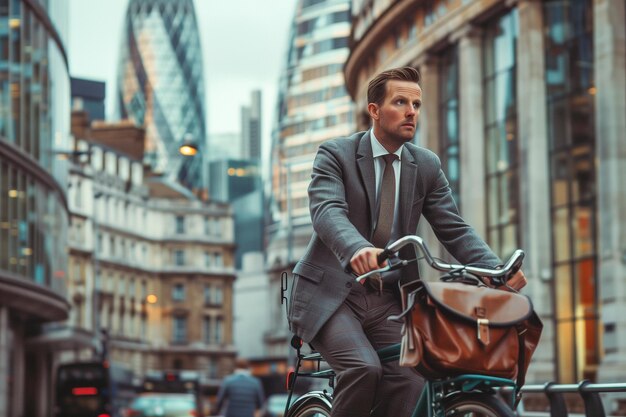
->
[350, 247, 386, 281]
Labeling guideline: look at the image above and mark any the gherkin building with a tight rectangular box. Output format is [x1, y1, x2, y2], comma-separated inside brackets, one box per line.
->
[117, 0, 206, 191]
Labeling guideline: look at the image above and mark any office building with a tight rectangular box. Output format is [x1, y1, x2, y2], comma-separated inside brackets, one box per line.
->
[0, 1, 72, 415]
[117, 0, 207, 192]
[344, 0, 626, 387]
[64, 112, 237, 401]
[209, 159, 263, 268]
[71, 77, 106, 121]
[241, 90, 262, 161]
[265, 0, 355, 359]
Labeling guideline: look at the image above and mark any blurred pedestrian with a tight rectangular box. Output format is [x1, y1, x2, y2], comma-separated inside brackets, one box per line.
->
[214, 358, 264, 417]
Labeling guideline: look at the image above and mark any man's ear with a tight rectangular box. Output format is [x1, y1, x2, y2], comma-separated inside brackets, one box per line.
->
[367, 103, 379, 120]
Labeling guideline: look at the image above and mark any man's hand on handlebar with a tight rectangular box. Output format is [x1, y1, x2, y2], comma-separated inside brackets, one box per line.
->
[350, 247, 387, 281]
[506, 269, 527, 291]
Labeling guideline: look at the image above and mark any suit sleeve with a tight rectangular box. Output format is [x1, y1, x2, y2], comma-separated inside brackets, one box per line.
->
[421, 154, 502, 268]
[308, 142, 372, 271]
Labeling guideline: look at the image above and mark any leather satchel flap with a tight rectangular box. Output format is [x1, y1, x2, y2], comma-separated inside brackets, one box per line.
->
[423, 281, 533, 326]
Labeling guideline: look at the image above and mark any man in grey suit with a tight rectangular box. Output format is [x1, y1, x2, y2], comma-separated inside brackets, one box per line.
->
[287, 66, 526, 417]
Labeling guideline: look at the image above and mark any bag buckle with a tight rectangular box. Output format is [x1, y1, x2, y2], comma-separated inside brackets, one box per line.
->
[477, 318, 490, 346]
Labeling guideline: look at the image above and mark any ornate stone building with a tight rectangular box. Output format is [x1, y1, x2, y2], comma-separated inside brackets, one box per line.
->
[63, 112, 237, 399]
[345, 0, 626, 384]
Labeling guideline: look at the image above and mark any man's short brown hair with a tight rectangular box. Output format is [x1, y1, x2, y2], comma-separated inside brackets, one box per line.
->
[367, 66, 421, 106]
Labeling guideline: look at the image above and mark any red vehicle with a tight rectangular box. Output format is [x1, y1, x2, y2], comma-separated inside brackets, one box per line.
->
[54, 360, 137, 417]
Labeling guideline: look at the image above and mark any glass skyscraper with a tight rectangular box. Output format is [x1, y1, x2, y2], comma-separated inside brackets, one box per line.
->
[265, 0, 354, 357]
[117, 0, 207, 191]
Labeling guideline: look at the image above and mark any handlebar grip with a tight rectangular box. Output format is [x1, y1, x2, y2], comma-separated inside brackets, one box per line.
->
[507, 250, 525, 279]
[377, 248, 392, 265]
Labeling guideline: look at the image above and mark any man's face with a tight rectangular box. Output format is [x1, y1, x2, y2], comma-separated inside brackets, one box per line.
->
[368, 80, 422, 150]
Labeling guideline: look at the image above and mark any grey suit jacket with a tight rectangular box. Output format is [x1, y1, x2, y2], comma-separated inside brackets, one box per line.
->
[288, 131, 501, 342]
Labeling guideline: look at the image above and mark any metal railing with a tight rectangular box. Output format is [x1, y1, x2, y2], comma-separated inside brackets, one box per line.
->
[513, 381, 626, 417]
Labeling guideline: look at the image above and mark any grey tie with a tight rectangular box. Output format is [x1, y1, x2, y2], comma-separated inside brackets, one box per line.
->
[372, 153, 398, 248]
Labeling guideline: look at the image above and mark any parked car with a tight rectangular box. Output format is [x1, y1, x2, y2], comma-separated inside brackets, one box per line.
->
[126, 393, 199, 417]
[262, 394, 290, 417]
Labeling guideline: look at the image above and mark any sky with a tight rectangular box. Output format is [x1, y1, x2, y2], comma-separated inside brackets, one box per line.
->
[67, 0, 295, 157]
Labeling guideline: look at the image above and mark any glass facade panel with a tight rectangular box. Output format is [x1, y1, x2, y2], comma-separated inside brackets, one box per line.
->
[439, 46, 460, 207]
[544, 0, 597, 382]
[556, 321, 576, 382]
[555, 263, 573, 319]
[0, 0, 70, 297]
[553, 207, 571, 263]
[483, 10, 519, 259]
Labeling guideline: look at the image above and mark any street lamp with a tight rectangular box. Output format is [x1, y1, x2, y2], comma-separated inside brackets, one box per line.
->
[178, 134, 207, 199]
[178, 141, 199, 157]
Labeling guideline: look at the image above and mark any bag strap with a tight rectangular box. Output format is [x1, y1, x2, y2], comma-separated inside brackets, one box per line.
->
[388, 288, 421, 322]
[514, 324, 528, 407]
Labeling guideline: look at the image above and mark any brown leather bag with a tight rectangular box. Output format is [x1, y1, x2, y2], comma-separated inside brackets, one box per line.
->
[397, 276, 543, 387]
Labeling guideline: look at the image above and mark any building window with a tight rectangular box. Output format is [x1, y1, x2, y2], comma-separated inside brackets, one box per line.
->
[215, 316, 223, 344]
[204, 251, 211, 267]
[172, 283, 185, 301]
[439, 45, 460, 208]
[214, 252, 223, 267]
[175, 215, 185, 233]
[203, 317, 211, 343]
[544, 0, 597, 383]
[204, 285, 212, 305]
[75, 180, 82, 208]
[204, 284, 222, 305]
[483, 10, 520, 258]
[173, 316, 187, 343]
[208, 360, 218, 379]
[174, 249, 185, 266]
[214, 286, 223, 305]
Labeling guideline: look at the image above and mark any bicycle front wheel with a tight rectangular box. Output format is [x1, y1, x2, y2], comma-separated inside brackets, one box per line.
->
[287, 399, 331, 417]
[443, 393, 515, 417]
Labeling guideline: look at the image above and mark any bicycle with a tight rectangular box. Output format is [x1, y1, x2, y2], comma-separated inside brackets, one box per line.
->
[283, 234, 526, 417]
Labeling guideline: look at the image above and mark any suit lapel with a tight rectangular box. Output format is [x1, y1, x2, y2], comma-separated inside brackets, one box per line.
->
[356, 132, 377, 232]
[399, 147, 417, 232]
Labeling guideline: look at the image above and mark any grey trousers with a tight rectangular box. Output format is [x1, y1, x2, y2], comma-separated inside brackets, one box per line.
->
[311, 283, 425, 417]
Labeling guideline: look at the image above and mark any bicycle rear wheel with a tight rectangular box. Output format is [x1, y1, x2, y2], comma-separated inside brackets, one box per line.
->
[286, 399, 331, 417]
[443, 393, 515, 417]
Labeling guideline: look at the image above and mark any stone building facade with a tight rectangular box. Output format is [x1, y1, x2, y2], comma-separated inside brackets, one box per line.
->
[344, 0, 626, 384]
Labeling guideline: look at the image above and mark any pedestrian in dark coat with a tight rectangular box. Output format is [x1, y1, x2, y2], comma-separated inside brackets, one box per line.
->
[214, 358, 264, 417]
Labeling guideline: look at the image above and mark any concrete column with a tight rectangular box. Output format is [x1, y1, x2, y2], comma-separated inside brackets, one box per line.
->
[0, 307, 8, 416]
[12, 322, 24, 417]
[516, 0, 556, 383]
[455, 26, 488, 238]
[413, 54, 445, 280]
[594, 0, 626, 382]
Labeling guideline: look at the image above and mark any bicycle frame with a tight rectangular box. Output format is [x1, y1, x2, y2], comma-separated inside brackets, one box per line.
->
[377, 342, 518, 417]
[284, 234, 525, 416]
[286, 339, 518, 417]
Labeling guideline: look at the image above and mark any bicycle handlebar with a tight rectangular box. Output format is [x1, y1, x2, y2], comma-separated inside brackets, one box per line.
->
[357, 235, 525, 284]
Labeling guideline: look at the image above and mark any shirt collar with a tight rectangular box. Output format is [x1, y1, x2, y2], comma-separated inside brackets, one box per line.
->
[370, 129, 403, 160]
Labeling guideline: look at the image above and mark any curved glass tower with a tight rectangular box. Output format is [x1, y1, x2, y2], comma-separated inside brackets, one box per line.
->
[267, 0, 354, 270]
[0, 0, 71, 413]
[264, 0, 354, 357]
[117, 0, 207, 190]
